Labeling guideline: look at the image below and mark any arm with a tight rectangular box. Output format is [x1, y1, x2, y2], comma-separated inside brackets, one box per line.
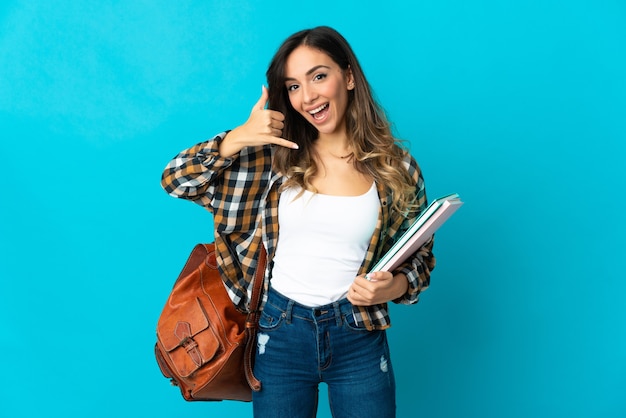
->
[392, 236, 435, 304]
[348, 237, 434, 305]
[160, 133, 233, 208]
[161, 86, 297, 207]
[391, 165, 436, 305]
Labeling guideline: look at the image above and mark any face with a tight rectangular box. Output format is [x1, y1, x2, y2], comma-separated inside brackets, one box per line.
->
[284, 45, 354, 139]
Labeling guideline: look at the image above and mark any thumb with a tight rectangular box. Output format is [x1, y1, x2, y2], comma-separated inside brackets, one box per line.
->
[252, 85, 269, 112]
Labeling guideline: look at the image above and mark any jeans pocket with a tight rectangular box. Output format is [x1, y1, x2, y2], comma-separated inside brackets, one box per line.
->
[342, 311, 369, 333]
[258, 303, 286, 331]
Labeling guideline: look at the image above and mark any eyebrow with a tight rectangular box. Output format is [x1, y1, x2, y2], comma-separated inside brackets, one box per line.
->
[284, 65, 331, 82]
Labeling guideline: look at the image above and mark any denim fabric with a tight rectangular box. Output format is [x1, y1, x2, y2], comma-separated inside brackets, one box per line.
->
[252, 288, 396, 418]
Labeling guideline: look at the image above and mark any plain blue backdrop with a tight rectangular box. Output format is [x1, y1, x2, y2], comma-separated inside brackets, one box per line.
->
[1, 1, 624, 417]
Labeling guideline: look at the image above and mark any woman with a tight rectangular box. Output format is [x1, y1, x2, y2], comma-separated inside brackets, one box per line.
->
[161, 26, 435, 418]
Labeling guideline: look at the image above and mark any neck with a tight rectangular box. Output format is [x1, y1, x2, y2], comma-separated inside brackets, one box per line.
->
[315, 132, 351, 157]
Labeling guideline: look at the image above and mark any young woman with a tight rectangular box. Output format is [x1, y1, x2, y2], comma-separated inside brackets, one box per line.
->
[161, 26, 435, 418]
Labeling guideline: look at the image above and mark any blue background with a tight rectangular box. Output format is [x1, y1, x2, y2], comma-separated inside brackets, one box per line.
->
[1, 1, 624, 417]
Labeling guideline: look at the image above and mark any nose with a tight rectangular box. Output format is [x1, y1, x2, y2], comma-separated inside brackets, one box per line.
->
[301, 84, 317, 105]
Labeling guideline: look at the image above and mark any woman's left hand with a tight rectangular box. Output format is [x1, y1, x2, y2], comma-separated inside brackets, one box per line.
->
[348, 271, 409, 306]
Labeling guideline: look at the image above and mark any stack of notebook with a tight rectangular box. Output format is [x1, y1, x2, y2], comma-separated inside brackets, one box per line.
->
[370, 193, 464, 272]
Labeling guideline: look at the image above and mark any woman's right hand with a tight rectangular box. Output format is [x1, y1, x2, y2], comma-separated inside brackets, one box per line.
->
[219, 86, 299, 157]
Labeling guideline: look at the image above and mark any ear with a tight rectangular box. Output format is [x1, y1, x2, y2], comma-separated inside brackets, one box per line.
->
[346, 65, 355, 90]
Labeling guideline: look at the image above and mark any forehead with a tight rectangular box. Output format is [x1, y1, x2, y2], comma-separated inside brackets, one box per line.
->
[284, 45, 338, 78]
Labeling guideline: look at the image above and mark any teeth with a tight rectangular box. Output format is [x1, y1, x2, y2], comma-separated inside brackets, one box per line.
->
[309, 104, 328, 114]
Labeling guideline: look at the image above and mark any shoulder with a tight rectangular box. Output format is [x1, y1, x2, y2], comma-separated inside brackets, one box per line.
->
[400, 150, 422, 181]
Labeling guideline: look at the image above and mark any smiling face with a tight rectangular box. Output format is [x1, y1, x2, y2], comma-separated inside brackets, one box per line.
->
[284, 45, 355, 140]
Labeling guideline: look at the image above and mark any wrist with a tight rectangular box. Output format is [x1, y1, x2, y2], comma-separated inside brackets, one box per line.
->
[392, 273, 409, 300]
[219, 128, 243, 158]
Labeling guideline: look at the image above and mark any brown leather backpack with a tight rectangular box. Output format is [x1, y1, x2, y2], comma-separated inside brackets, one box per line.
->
[154, 243, 265, 401]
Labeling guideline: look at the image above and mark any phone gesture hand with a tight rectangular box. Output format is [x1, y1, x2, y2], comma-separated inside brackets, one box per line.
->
[220, 86, 298, 157]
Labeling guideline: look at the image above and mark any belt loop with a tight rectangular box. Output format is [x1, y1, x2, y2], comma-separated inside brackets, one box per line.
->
[333, 300, 342, 326]
[285, 299, 294, 324]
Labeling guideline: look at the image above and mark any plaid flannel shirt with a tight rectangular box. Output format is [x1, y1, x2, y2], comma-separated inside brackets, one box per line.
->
[161, 132, 435, 330]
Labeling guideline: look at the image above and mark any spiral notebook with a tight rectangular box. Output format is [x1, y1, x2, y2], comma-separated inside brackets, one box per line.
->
[370, 193, 463, 272]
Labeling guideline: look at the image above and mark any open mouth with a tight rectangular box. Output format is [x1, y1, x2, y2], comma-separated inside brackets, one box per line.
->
[308, 103, 329, 121]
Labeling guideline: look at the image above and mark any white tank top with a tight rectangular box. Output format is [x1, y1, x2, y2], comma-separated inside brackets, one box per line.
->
[271, 183, 380, 306]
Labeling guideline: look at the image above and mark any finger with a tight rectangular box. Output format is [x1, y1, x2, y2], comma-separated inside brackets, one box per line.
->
[268, 110, 285, 122]
[271, 120, 284, 132]
[351, 280, 371, 297]
[349, 285, 371, 306]
[348, 286, 361, 305]
[364, 271, 392, 282]
[252, 85, 269, 112]
[267, 137, 299, 150]
[356, 275, 376, 287]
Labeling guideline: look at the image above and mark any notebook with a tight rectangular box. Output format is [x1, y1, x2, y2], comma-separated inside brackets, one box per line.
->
[370, 193, 463, 272]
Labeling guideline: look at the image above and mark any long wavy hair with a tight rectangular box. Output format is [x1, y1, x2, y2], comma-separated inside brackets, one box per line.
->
[266, 26, 419, 215]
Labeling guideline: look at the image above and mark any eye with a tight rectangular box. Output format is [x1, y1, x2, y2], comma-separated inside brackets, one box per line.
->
[313, 73, 327, 82]
[286, 84, 299, 92]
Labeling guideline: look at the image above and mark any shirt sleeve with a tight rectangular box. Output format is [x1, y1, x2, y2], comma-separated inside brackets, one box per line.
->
[392, 158, 436, 305]
[160, 131, 234, 210]
[393, 236, 435, 305]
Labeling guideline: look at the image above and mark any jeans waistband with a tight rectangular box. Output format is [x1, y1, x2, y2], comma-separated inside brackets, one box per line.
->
[265, 287, 354, 325]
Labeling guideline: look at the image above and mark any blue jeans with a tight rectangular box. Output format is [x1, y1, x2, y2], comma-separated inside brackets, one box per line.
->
[252, 287, 396, 418]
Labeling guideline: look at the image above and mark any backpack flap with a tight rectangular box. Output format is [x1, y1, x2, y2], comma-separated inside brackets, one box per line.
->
[157, 297, 220, 377]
